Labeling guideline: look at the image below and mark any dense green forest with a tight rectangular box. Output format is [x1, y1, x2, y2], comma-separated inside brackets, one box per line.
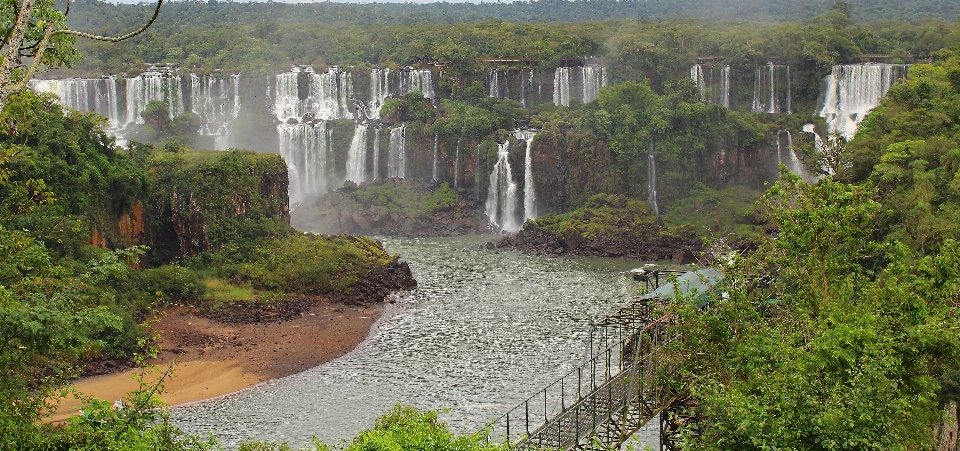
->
[5, 0, 960, 448]
[62, 0, 960, 30]
[53, 0, 959, 90]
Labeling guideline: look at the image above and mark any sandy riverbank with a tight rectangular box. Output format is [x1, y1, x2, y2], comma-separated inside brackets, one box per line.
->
[51, 299, 383, 422]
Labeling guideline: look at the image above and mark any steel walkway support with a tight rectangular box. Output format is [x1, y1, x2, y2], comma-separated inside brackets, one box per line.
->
[485, 269, 722, 451]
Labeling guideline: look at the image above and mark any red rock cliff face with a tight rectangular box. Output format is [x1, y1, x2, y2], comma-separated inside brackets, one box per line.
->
[89, 201, 147, 252]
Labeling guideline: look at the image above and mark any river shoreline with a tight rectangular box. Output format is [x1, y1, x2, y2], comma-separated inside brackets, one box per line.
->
[52, 298, 384, 423]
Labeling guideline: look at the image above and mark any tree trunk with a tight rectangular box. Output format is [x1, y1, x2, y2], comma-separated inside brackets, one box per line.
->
[934, 400, 959, 451]
[0, 0, 37, 110]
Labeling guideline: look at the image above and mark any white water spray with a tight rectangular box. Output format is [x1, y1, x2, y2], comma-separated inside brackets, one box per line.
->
[818, 63, 909, 140]
[345, 124, 369, 184]
[388, 125, 407, 179]
[485, 140, 520, 232]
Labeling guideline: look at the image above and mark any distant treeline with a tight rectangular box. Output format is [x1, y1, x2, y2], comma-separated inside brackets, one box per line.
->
[64, 0, 960, 31]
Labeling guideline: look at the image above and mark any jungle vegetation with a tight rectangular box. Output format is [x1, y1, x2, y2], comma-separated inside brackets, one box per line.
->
[3, 0, 960, 449]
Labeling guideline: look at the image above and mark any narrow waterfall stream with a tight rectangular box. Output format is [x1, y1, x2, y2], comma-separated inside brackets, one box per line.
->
[485, 140, 520, 232]
[171, 236, 662, 449]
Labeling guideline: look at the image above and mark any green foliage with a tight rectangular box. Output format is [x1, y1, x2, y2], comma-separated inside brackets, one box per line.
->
[380, 91, 436, 125]
[210, 233, 394, 295]
[145, 147, 290, 262]
[663, 184, 764, 237]
[529, 192, 698, 242]
[134, 100, 202, 147]
[345, 179, 460, 219]
[671, 170, 960, 450]
[234, 406, 509, 451]
[0, 91, 144, 253]
[841, 51, 960, 254]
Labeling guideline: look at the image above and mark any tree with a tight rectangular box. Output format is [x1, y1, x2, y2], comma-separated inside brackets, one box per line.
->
[671, 169, 960, 450]
[0, 0, 164, 110]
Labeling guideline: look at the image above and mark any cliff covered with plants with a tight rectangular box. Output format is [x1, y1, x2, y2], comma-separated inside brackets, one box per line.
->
[0, 91, 415, 448]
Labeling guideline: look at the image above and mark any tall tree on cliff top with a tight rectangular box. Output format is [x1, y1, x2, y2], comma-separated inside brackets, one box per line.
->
[0, 0, 163, 110]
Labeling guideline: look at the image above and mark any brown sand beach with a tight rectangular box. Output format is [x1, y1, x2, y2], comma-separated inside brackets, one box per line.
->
[51, 298, 385, 422]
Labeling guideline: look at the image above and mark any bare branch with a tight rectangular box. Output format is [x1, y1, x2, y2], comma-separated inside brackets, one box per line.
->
[53, 0, 163, 43]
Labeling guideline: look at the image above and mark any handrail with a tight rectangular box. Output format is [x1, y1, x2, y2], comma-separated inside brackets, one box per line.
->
[484, 313, 678, 448]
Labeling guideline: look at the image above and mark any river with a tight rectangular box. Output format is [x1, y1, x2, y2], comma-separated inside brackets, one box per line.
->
[171, 235, 661, 448]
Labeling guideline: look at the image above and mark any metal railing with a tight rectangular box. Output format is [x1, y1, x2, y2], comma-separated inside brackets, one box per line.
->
[485, 313, 679, 450]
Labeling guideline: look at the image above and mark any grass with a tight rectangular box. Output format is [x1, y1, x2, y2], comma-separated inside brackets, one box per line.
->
[202, 278, 258, 303]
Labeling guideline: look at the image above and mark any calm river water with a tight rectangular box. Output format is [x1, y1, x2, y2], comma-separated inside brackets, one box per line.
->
[172, 235, 660, 448]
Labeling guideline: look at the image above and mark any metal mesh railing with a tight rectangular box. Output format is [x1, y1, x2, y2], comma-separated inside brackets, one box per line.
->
[485, 313, 678, 450]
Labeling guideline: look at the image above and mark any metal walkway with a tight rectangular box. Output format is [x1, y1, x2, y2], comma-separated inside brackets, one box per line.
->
[485, 269, 722, 450]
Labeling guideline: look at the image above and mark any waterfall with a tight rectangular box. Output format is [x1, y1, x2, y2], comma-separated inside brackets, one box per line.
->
[278, 122, 331, 206]
[345, 123, 369, 184]
[309, 67, 354, 120]
[647, 139, 659, 216]
[398, 68, 434, 100]
[553, 65, 607, 107]
[31, 70, 241, 147]
[488, 68, 507, 99]
[801, 123, 833, 176]
[776, 130, 813, 181]
[274, 66, 354, 122]
[553, 67, 571, 107]
[32, 77, 123, 127]
[514, 129, 538, 222]
[692, 65, 705, 101]
[454, 138, 461, 188]
[387, 125, 406, 178]
[372, 126, 381, 180]
[752, 63, 791, 113]
[369, 68, 391, 120]
[519, 70, 535, 107]
[691, 64, 731, 108]
[432, 133, 439, 182]
[190, 73, 242, 149]
[818, 63, 909, 140]
[485, 140, 520, 232]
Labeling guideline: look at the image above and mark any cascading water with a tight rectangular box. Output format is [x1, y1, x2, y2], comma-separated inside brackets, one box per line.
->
[488, 68, 507, 99]
[387, 125, 406, 179]
[368, 68, 391, 120]
[553, 65, 607, 107]
[345, 124, 369, 184]
[32, 69, 241, 147]
[32, 77, 123, 127]
[274, 66, 354, 122]
[553, 67, 571, 107]
[432, 133, 439, 182]
[752, 63, 791, 114]
[513, 129, 538, 222]
[191, 74, 242, 149]
[581, 66, 606, 105]
[454, 138, 461, 188]
[776, 130, 813, 181]
[485, 140, 520, 232]
[398, 68, 435, 100]
[273, 66, 357, 202]
[691, 64, 731, 108]
[278, 122, 331, 206]
[372, 127, 381, 181]
[519, 70, 535, 107]
[818, 63, 909, 140]
[801, 123, 832, 176]
[647, 139, 659, 216]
